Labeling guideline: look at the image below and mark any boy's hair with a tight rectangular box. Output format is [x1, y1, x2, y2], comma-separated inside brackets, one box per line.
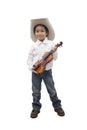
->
[33, 24, 49, 34]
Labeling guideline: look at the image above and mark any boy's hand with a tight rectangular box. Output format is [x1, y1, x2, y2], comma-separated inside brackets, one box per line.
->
[32, 69, 38, 74]
[52, 47, 57, 52]
[42, 52, 48, 59]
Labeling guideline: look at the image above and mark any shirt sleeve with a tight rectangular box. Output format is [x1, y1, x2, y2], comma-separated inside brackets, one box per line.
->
[51, 42, 58, 60]
[27, 46, 34, 71]
[53, 51, 58, 60]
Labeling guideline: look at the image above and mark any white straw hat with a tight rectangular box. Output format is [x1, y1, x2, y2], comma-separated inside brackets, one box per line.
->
[30, 18, 55, 42]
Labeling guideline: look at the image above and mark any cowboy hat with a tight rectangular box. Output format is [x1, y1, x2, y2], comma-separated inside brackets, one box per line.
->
[30, 18, 55, 42]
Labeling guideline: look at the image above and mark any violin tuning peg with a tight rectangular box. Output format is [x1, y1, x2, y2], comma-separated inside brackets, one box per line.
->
[60, 41, 63, 46]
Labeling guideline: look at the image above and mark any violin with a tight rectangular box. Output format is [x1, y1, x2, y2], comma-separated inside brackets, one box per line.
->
[32, 41, 63, 74]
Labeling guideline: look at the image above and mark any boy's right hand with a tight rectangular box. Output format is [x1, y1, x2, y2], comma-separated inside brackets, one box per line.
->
[32, 69, 38, 74]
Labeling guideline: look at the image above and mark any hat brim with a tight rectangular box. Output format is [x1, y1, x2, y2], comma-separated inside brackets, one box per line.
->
[30, 18, 55, 42]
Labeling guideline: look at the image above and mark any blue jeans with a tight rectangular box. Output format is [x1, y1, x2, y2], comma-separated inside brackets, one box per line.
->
[32, 69, 61, 110]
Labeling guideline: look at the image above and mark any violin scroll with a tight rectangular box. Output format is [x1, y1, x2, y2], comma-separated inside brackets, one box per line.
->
[55, 41, 63, 48]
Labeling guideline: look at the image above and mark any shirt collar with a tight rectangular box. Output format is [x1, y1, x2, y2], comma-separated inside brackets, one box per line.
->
[36, 37, 48, 45]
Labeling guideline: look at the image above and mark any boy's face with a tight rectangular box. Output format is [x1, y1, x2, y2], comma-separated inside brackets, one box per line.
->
[34, 25, 48, 41]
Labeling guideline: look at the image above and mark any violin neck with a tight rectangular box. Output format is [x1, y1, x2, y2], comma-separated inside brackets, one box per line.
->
[44, 42, 63, 60]
[43, 50, 53, 60]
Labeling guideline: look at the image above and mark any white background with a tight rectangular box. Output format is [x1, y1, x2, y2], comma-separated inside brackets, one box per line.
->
[0, 0, 87, 129]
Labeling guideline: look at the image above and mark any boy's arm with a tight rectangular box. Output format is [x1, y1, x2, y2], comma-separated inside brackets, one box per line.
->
[53, 51, 58, 60]
[52, 45, 58, 60]
[27, 47, 34, 71]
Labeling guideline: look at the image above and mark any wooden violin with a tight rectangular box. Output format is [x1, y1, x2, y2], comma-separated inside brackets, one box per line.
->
[32, 41, 63, 74]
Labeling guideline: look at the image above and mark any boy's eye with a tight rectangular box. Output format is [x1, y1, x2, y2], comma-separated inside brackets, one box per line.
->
[36, 30, 39, 33]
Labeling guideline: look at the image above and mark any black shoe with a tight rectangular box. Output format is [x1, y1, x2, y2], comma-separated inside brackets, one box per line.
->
[54, 107, 65, 116]
[30, 109, 40, 118]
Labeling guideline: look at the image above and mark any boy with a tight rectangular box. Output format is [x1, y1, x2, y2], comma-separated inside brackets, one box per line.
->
[27, 18, 65, 118]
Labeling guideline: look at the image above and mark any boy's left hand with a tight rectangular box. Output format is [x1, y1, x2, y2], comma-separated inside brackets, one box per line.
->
[42, 52, 48, 59]
[52, 47, 57, 52]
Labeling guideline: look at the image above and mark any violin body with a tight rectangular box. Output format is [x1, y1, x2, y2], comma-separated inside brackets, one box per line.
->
[32, 41, 63, 74]
[33, 54, 53, 73]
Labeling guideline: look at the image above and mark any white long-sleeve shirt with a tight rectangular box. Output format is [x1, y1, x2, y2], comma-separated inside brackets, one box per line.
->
[27, 38, 58, 71]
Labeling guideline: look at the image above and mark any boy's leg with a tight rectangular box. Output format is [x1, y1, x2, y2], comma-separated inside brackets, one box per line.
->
[42, 70, 61, 107]
[31, 72, 42, 118]
[42, 69, 65, 116]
